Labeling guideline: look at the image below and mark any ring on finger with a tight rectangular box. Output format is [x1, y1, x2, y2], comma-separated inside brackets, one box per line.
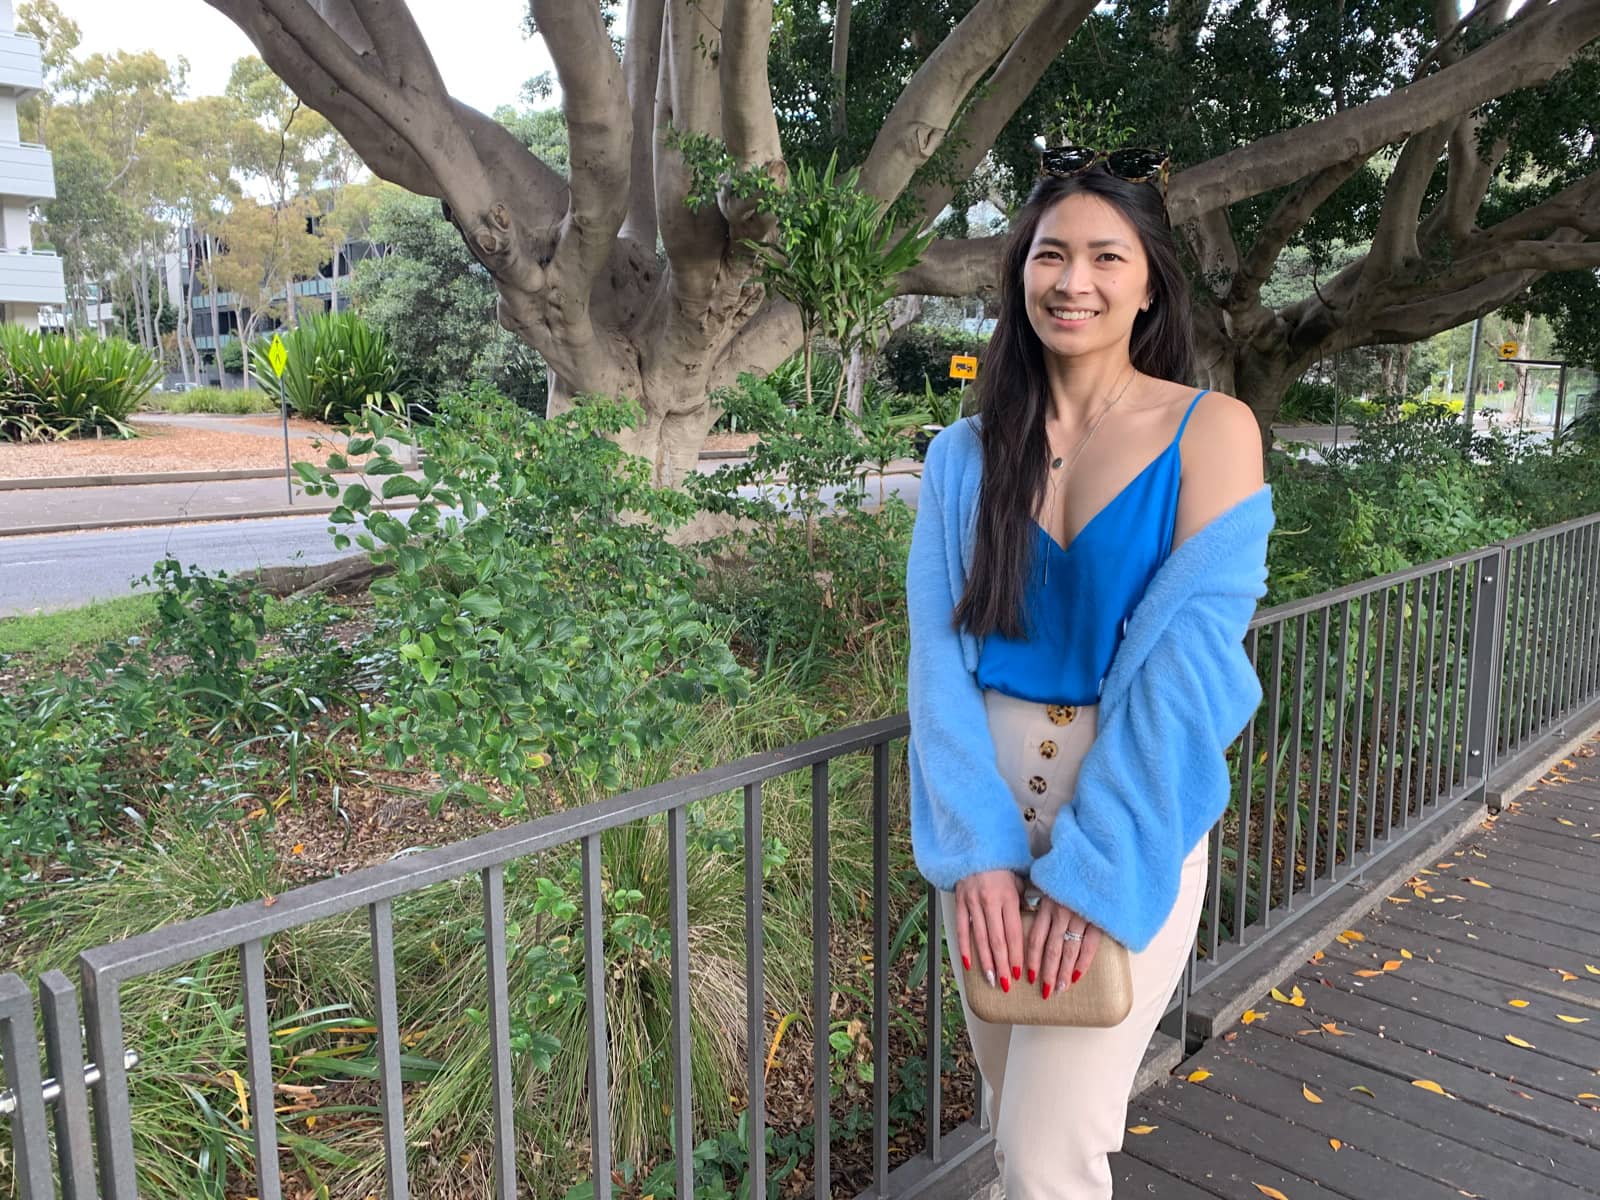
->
[1061, 929, 1083, 943]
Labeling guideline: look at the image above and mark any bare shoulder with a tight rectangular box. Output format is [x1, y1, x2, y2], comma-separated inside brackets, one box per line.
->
[1173, 389, 1266, 548]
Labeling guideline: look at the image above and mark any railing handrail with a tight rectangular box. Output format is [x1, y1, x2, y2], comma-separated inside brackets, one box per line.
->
[0, 246, 57, 256]
[78, 713, 909, 985]
[0, 138, 48, 151]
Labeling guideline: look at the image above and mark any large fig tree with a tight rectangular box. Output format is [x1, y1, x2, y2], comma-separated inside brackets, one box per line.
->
[207, 0, 1600, 467]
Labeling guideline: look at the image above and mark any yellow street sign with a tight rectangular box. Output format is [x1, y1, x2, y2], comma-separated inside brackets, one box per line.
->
[1498, 340, 1519, 360]
[268, 334, 288, 378]
[949, 354, 978, 380]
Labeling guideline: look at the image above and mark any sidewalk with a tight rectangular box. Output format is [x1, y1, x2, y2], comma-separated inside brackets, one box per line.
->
[0, 472, 405, 537]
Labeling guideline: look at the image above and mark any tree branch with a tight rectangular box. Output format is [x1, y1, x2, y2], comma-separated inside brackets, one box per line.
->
[530, 0, 630, 286]
[830, 0, 852, 141]
[907, 0, 1095, 227]
[719, 0, 785, 246]
[1166, 0, 1600, 225]
[894, 236, 1004, 296]
[621, 0, 665, 249]
[1229, 158, 1367, 310]
[1356, 122, 1451, 293]
[1184, 209, 1242, 300]
[1426, 235, 1600, 296]
[346, 0, 447, 94]
[858, 0, 1052, 206]
[1472, 169, 1600, 244]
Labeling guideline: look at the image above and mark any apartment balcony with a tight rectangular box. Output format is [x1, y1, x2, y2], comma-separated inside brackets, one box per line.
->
[0, 139, 54, 203]
[0, 34, 43, 98]
[0, 246, 65, 305]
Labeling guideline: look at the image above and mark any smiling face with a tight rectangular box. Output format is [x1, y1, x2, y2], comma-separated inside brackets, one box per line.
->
[1022, 192, 1152, 362]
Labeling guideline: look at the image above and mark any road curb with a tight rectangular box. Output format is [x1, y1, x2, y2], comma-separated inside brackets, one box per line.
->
[3, 450, 748, 492]
[2, 505, 350, 538]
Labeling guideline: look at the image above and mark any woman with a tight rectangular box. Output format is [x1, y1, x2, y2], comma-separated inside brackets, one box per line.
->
[905, 158, 1273, 1198]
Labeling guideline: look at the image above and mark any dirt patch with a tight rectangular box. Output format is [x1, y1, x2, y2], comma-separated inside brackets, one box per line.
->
[0, 421, 362, 480]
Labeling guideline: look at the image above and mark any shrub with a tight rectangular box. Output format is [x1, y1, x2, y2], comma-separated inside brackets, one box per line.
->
[249, 311, 403, 425]
[219, 336, 245, 375]
[295, 386, 749, 803]
[143, 385, 278, 415]
[880, 324, 987, 397]
[0, 328, 161, 440]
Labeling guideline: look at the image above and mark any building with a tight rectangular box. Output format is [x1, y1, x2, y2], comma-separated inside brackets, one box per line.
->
[0, 0, 63, 328]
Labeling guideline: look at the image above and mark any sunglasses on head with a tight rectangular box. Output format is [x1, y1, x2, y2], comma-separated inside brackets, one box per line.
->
[1038, 146, 1171, 195]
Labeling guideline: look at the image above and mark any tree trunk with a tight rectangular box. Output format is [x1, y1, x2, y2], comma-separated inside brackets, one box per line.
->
[1396, 343, 1413, 398]
[206, 234, 226, 389]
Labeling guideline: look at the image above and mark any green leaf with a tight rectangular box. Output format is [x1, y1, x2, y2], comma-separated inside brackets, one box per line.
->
[381, 474, 425, 500]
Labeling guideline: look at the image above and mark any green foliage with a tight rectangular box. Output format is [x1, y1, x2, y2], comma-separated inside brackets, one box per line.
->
[144, 384, 278, 414]
[0, 328, 161, 440]
[248, 311, 401, 425]
[295, 386, 749, 801]
[0, 593, 158, 666]
[219, 336, 245, 375]
[692, 372, 914, 677]
[350, 189, 548, 412]
[879, 325, 986, 399]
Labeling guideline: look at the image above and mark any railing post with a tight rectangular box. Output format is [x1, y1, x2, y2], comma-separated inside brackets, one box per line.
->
[1465, 549, 1506, 811]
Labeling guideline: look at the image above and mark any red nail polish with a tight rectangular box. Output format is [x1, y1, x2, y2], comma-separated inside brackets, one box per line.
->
[1013, 965, 1022, 981]
[1041, 981, 1052, 999]
[962, 955, 971, 971]
[1028, 968, 1036, 984]
[1000, 975, 1010, 993]
[1071, 969, 1082, 984]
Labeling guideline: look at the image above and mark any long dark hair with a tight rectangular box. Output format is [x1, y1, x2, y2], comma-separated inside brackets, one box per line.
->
[951, 169, 1195, 641]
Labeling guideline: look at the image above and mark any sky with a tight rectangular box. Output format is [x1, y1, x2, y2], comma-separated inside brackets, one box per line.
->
[64, 0, 558, 115]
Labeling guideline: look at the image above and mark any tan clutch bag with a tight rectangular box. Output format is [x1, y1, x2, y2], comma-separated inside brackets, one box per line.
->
[961, 910, 1132, 1027]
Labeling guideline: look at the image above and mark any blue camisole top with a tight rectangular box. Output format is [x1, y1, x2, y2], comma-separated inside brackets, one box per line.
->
[975, 390, 1207, 707]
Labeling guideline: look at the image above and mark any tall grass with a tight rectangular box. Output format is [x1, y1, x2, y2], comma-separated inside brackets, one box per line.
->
[142, 386, 279, 416]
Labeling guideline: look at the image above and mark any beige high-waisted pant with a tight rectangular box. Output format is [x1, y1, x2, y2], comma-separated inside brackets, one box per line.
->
[939, 689, 1208, 1200]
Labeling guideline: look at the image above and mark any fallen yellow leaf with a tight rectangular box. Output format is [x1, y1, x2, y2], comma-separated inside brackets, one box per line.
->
[1310, 950, 1326, 963]
[1187, 1069, 1212, 1083]
[1557, 818, 1576, 826]
[1382, 960, 1403, 971]
[1271, 987, 1291, 1003]
[1302, 1084, 1322, 1104]
[1253, 1186, 1290, 1200]
[1127, 1124, 1158, 1135]
[1557, 1015, 1589, 1024]
[1506, 1035, 1536, 1049]
[1341, 930, 1366, 942]
[1577, 1093, 1600, 1100]
[1467, 878, 1493, 888]
[1321, 1022, 1351, 1036]
[1329, 1138, 1343, 1151]
[1354, 969, 1385, 978]
[1559, 971, 1580, 982]
[1400, 949, 1413, 959]
[1351, 1085, 1376, 1097]
[1289, 985, 1306, 1007]
[1412, 1079, 1447, 1095]
[1508, 999, 1531, 1008]
[1586, 965, 1600, 976]
[1242, 1009, 1266, 1024]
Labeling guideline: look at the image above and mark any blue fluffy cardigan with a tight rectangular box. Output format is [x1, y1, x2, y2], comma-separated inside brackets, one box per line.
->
[906, 417, 1272, 952]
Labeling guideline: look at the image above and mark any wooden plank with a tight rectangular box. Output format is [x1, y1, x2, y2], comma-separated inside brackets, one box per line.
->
[1411, 861, 1600, 922]
[1121, 1095, 1339, 1200]
[1143, 1079, 1460, 1200]
[1438, 836, 1598, 882]
[1351, 922, 1600, 1008]
[1413, 896, 1600, 960]
[1484, 819, 1600, 857]
[1235, 1026, 1600, 1185]
[1110, 1152, 1220, 1199]
[1245, 1006, 1600, 1147]
[1316, 941, 1600, 1031]
[1447, 853, 1600, 904]
[1307, 949, 1600, 1068]
[1177, 1037, 1592, 1198]
[1285, 962, 1599, 1103]
[1376, 904, 1600, 984]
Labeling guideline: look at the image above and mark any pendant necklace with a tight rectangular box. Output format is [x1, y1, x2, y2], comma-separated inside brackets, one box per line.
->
[1042, 366, 1138, 583]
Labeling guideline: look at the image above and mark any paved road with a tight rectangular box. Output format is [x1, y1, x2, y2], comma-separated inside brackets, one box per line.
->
[0, 471, 924, 616]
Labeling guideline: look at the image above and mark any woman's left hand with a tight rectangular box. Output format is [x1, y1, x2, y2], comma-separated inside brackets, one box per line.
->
[1025, 896, 1102, 998]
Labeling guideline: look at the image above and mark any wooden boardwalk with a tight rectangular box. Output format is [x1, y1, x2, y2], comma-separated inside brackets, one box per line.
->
[1111, 734, 1600, 1199]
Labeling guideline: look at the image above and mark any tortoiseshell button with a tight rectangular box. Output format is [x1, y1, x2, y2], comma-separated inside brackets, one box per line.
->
[1027, 776, 1047, 794]
[1039, 739, 1058, 759]
[1023, 806, 1037, 821]
[1045, 705, 1077, 726]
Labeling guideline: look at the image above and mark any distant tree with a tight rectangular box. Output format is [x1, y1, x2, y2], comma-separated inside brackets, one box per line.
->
[351, 190, 547, 412]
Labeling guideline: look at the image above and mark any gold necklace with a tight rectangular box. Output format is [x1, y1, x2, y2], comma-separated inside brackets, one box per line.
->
[1041, 366, 1137, 583]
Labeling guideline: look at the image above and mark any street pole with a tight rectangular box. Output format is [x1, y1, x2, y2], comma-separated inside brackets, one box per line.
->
[269, 334, 293, 505]
[1461, 316, 1483, 450]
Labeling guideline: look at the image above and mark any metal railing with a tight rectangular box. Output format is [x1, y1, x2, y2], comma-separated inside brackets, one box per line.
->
[3, 511, 1598, 1199]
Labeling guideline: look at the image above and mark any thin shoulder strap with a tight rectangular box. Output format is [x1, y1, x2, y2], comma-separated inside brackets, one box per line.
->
[1174, 389, 1209, 443]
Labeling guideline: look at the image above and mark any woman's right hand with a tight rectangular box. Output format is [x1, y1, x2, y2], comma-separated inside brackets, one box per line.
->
[953, 870, 1026, 992]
